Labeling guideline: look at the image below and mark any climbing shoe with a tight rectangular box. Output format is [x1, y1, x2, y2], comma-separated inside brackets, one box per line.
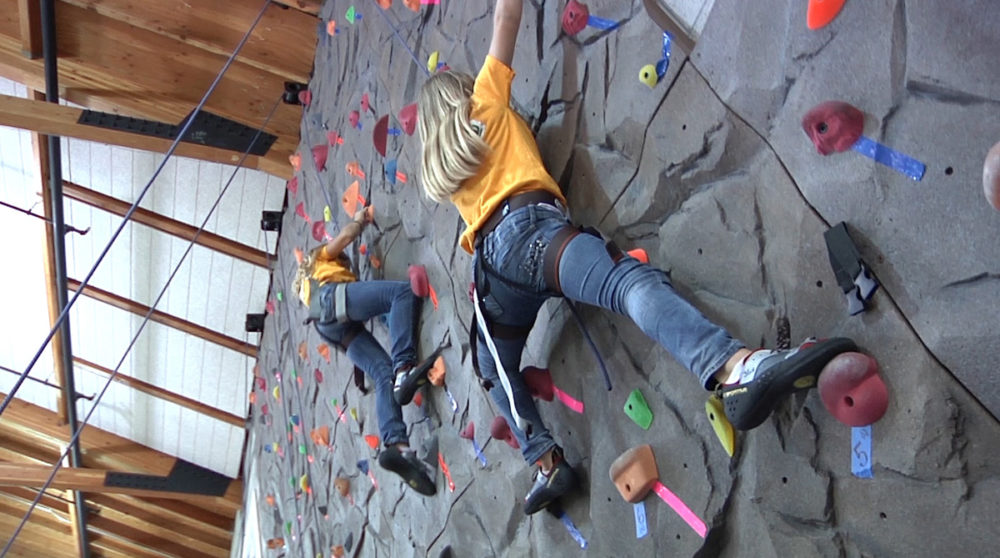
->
[524, 447, 577, 515]
[378, 446, 436, 496]
[719, 337, 857, 430]
[393, 349, 442, 405]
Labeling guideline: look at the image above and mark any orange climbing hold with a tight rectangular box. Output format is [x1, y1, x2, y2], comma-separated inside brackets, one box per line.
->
[428, 355, 446, 386]
[294, 247, 304, 265]
[317, 343, 331, 363]
[403, 0, 420, 12]
[346, 161, 366, 179]
[310, 425, 331, 447]
[364, 434, 380, 449]
[428, 284, 439, 310]
[326, 20, 337, 36]
[806, 0, 846, 30]
[341, 181, 367, 215]
[377, 0, 391, 8]
[298, 341, 308, 362]
[266, 493, 275, 506]
[289, 153, 302, 171]
[413, 391, 423, 407]
[627, 248, 649, 263]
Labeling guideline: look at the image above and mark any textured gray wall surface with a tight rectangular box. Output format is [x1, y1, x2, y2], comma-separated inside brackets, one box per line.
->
[248, 1, 1000, 556]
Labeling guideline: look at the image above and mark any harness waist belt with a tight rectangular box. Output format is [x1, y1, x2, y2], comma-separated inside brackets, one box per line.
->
[478, 190, 559, 241]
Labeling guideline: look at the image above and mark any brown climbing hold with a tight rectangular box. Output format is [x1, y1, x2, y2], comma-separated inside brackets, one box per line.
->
[609, 444, 660, 503]
[332, 545, 345, 558]
[334, 476, 350, 497]
[801, 100, 864, 155]
[984, 140, 1000, 211]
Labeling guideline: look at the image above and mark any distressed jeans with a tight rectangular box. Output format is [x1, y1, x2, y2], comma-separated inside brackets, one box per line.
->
[476, 204, 744, 464]
[313, 280, 419, 446]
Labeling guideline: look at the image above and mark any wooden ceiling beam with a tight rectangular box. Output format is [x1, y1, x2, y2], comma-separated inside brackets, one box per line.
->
[16, 0, 41, 58]
[0, 93, 292, 178]
[87, 493, 232, 550]
[66, 278, 258, 357]
[58, 0, 315, 83]
[62, 180, 271, 269]
[85, 502, 227, 558]
[0, 495, 77, 557]
[75, 357, 246, 428]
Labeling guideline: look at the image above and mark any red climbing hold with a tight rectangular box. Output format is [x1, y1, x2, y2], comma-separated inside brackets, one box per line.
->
[818, 352, 888, 427]
[489, 415, 520, 449]
[522, 366, 555, 401]
[295, 202, 311, 223]
[807, 0, 846, 30]
[801, 101, 864, 155]
[408, 265, 429, 297]
[398, 103, 418, 136]
[562, 0, 589, 35]
[373, 114, 389, 157]
[298, 90, 312, 106]
[286, 176, 299, 196]
[984, 140, 1000, 211]
[327, 130, 344, 146]
[312, 144, 329, 171]
[361, 93, 370, 113]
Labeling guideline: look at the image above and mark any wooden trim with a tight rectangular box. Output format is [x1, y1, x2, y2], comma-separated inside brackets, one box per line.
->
[74, 357, 246, 428]
[273, 0, 323, 16]
[0, 93, 291, 178]
[66, 278, 258, 358]
[0, 464, 232, 503]
[16, 0, 41, 58]
[62, 180, 271, 269]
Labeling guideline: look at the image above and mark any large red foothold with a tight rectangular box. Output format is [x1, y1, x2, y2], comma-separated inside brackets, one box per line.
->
[984, 140, 1000, 211]
[522, 366, 554, 401]
[373, 115, 389, 157]
[818, 352, 888, 426]
[398, 103, 418, 136]
[561, 0, 589, 35]
[489, 415, 520, 449]
[807, 0, 846, 30]
[408, 265, 429, 297]
[802, 101, 864, 155]
[312, 144, 329, 171]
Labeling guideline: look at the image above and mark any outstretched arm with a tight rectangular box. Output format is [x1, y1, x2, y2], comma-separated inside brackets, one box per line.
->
[488, 0, 522, 67]
[322, 208, 369, 260]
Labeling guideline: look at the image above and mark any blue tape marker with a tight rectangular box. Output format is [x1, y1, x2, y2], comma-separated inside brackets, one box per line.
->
[445, 389, 458, 413]
[471, 439, 488, 467]
[587, 15, 619, 31]
[655, 32, 673, 80]
[851, 136, 926, 181]
[634, 502, 648, 539]
[851, 425, 873, 478]
[558, 511, 588, 549]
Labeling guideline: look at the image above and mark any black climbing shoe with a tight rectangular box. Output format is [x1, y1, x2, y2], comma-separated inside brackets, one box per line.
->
[393, 349, 442, 406]
[378, 446, 436, 496]
[524, 447, 577, 515]
[719, 337, 857, 430]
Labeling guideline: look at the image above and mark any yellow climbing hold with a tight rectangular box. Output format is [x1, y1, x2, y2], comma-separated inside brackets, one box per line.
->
[639, 64, 658, 88]
[706, 394, 735, 457]
[427, 51, 439, 74]
[324, 205, 332, 222]
[273, 386, 281, 400]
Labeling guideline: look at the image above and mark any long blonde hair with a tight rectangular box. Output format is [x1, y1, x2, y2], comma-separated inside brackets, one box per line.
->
[417, 71, 490, 202]
[291, 246, 321, 303]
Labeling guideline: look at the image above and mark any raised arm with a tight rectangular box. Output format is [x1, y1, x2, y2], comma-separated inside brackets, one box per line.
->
[488, 0, 523, 67]
[322, 208, 368, 260]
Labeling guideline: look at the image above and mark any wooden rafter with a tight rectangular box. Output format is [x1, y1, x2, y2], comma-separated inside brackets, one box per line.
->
[16, 0, 41, 59]
[62, 180, 271, 269]
[65, 278, 258, 357]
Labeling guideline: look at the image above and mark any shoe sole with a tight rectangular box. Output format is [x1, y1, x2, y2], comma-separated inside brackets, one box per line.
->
[393, 347, 444, 406]
[379, 452, 437, 496]
[721, 337, 857, 430]
[524, 463, 577, 515]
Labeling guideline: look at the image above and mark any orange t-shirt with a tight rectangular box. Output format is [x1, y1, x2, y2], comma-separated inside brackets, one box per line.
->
[451, 55, 567, 254]
[297, 247, 356, 307]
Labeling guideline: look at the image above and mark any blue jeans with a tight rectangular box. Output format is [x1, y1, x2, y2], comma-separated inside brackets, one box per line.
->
[476, 204, 744, 464]
[313, 280, 419, 447]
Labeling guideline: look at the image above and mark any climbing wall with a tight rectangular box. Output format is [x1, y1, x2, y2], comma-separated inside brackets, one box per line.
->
[248, 0, 1000, 556]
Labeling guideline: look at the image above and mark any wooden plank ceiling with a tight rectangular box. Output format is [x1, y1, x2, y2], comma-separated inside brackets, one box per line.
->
[0, 0, 320, 555]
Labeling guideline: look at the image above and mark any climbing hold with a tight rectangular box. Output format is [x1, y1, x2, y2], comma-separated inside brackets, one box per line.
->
[385, 159, 398, 184]
[359, 243, 367, 256]
[266, 493, 275, 506]
[314, 368, 324, 384]
[290, 414, 300, 427]
[249, 391, 257, 404]
[627, 248, 649, 263]
[802, 101, 864, 155]
[349, 110, 361, 129]
[818, 352, 888, 426]
[310, 425, 330, 447]
[413, 391, 423, 407]
[438, 452, 456, 492]
[255, 376, 266, 390]
[639, 64, 658, 88]
[561, 0, 589, 35]
[361, 92, 370, 113]
[408, 265, 429, 297]
[265, 298, 275, 314]
[312, 144, 328, 171]
[346, 5, 360, 24]
[293, 248, 304, 266]
[350, 408, 358, 421]
[428, 355, 446, 387]
[332, 545, 345, 558]
[335, 476, 350, 497]
[324, 206, 332, 222]
[624, 389, 653, 429]
[276, 291, 283, 302]
[428, 284, 439, 310]
[404, 0, 420, 12]
[298, 90, 312, 106]
[609, 444, 659, 503]
[490, 415, 520, 449]
[373, 114, 390, 157]
[317, 344, 331, 363]
[370, 255, 382, 269]
[311, 220, 329, 242]
[286, 176, 299, 196]
[341, 180, 365, 216]
[399, 103, 418, 135]
[460, 422, 488, 467]
[346, 161, 366, 179]
[705, 395, 735, 457]
[427, 51, 439, 74]
[377, 0, 391, 8]
[272, 386, 281, 400]
[261, 403, 269, 415]
[984, 140, 1000, 211]
[298, 341, 308, 362]
[298, 444, 307, 455]
[327, 130, 344, 146]
[357, 459, 369, 475]
[364, 434, 380, 449]
[523, 366, 555, 401]
[327, 20, 338, 36]
[299, 474, 310, 493]
[294, 201, 311, 223]
[289, 152, 302, 171]
[266, 538, 285, 549]
[807, 0, 846, 30]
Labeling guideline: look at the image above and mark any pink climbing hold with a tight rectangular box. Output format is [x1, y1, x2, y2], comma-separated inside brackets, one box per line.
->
[311, 221, 329, 242]
[295, 202, 311, 223]
[408, 265, 429, 297]
[361, 93, 370, 113]
[298, 90, 312, 106]
[349, 110, 361, 129]
[261, 403, 270, 415]
[818, 352, 888, 427]
[256, 376, 267, 390]
[286, 176, 299, 196]
[984, 140, 1000, 211]
[312, 144, 329, 171]
[489, 416, 520, 449]
[314, 368, 324, 384]
[562, 0, 589, 35]
[522, 366, 555, 401]
[327, 130, 344, 146]
[801, 101, 864, 155]
[459, 422, 475, 440]
[266, 299, 276, 314]
[398, 103, 418, 136]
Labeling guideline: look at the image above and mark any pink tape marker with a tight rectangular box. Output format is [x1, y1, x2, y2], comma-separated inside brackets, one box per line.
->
[368, 470, 378, 489]
[334, 404, 347, 423]
[553, 386, 584, 413]
[653, 481, 707, 538]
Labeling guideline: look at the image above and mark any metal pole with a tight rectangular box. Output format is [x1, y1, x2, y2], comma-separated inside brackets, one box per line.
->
[39, 0, 90, 555]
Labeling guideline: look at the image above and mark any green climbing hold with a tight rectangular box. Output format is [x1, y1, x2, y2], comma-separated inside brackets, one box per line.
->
[277, 291, 284, 302]
[624, 388, 653, 430]
[298, 444, 307, 454]
[346, 5, 356, 23]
